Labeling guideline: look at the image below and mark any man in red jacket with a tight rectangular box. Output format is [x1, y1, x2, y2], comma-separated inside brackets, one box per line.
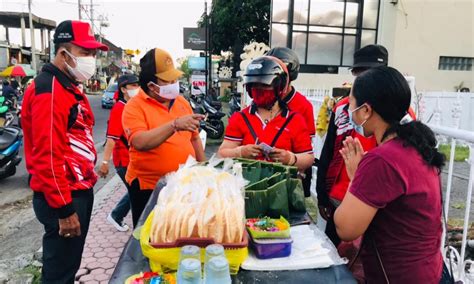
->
[316, 45, 389, 246]
[22, 20, 108, 283]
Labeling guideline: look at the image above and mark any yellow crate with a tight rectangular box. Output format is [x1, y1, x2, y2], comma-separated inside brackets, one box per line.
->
[140, 210, 248, 275]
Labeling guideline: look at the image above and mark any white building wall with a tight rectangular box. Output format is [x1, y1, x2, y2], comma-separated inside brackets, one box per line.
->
[293, 0, 474, 92]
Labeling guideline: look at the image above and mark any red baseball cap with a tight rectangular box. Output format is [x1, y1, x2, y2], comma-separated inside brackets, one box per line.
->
[54, 20, 108, 51]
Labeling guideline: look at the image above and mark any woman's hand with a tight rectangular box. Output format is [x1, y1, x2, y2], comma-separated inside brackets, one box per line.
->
[339, 137, 365, 180]
[241, 144, 262, 158]
[269, 148, 292, 165]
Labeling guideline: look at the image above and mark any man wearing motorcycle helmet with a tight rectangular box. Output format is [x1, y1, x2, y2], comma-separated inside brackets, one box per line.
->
[265, 47, 316, 139]
[266, 47, 318, 198]
[218, 56, 313, 172]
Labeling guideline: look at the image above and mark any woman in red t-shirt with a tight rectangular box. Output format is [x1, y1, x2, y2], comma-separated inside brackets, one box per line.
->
[334, 66, 447, 283]
[98, 74, 140, 232]
[218, 56, 313, 172]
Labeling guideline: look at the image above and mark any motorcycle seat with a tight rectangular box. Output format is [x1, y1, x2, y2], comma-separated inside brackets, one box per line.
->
[210, 101, 222, 110]
[0, 127, 22, 151]
[213, 112, 226, 119]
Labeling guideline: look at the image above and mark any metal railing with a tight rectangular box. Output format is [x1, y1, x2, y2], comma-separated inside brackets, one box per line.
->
[430, 124, 474, 282]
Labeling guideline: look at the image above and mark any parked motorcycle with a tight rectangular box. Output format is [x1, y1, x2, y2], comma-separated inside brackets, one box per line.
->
[188, 88, 225, 139]
[193, 86, 222, 111]
[0, 96, 16, 127]
[0, 126, 22, 179]
[228, 91, 241, 116]
[16, 98, 22, 128]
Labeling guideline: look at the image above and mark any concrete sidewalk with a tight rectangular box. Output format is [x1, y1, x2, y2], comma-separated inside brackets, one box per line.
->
[76, 175, 132, 283]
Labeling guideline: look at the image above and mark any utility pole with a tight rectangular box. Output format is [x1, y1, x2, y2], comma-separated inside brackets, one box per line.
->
[28, 0, 37, 71]
[204, 0, 208, 96]
[90, 0, 94, 34]
[78, 0, 82, 20]
[208, 4, 212, 95]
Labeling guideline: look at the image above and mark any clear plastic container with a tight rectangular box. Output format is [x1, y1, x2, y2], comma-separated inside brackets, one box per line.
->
[204, 244, 225, 265]
[250, 237, 293, 259]
[177, 258, 202, 284]
[180, 245, 201, 262]
[179, 245, 201, 271]
[203, 256, 231, 284]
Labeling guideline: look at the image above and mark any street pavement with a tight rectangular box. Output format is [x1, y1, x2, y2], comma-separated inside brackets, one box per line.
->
[0, 94, 112, 207]
[0, 93, 113, 267]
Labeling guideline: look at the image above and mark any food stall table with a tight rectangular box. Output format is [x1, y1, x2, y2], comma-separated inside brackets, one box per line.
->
[110, 182, 356, 284]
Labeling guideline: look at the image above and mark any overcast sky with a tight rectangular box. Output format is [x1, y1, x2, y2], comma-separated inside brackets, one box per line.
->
[0, 0, 211, 62]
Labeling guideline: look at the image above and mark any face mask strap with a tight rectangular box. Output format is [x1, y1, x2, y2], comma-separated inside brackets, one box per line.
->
[148, 81, 159, 93]
[350, 103, 367, 114]
[62, 49, 77, 64]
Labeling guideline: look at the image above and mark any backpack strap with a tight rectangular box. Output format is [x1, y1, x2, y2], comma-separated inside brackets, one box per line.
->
[239, 111, 258, 143]
[270, 113, 296, 147]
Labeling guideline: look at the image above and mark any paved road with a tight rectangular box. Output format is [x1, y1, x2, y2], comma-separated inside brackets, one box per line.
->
[0, 94, 111, 207]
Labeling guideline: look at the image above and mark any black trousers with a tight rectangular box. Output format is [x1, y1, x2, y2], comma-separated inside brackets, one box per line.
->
[116, 166, 128, 185]
[33, 189, 94, 284]
[127, 178, 152, 228]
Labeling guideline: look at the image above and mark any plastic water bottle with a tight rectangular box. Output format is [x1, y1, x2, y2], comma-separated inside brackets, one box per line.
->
[204, 244, 225, 265]
[203, 256, 231, 284]
[177, 258, 202, 284]
[179, 245, 201, 271]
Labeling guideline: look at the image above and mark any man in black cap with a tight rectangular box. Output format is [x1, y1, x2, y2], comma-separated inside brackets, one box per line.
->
[22, 20, 108, 283]
[316, 44, 389, 246]
[98, 74, 140, 232]
[350, 44, 388, 76]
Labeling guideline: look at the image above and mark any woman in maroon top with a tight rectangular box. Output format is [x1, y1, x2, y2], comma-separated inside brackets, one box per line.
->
[334, 66, 447, 283]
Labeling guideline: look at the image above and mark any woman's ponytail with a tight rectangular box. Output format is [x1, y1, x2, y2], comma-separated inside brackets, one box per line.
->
[384, 121, 446, 173]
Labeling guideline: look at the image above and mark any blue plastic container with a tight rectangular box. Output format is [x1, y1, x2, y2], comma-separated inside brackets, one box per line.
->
[250, 237, 293, 259]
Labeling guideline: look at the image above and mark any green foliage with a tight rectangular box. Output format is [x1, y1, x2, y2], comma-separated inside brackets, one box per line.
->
[439, 144, 470, 162]
[219, 88, 231, 103]
[451, 202, 465, 210]
[19, 265, 41, 284]
[178, 58, 191, 81]
[199, 0, 271, 55]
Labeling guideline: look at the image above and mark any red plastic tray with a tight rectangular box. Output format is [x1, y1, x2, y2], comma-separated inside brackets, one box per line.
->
[150, 232, 248, 249]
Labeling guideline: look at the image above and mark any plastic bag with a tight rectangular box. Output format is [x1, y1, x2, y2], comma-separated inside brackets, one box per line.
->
[150, 156, 247, 244]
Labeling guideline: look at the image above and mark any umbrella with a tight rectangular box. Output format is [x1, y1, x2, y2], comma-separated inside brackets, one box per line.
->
[0, 65, 36, 77]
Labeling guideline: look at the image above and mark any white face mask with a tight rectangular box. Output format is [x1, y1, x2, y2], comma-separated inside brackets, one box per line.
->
[63, 49, 96, 81]
[150, 81, 179, 100]
[127, 88, 139, 98]
[349, 104, 369, 137]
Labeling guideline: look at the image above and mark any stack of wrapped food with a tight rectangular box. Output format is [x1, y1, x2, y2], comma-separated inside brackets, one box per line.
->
[140, 158, 249, 274]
